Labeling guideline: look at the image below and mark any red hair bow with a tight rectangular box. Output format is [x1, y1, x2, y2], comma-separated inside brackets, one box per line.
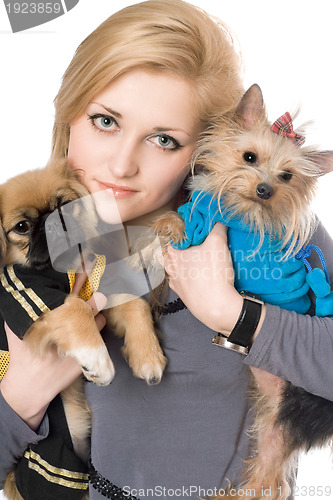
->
[270, 112, 305, 146]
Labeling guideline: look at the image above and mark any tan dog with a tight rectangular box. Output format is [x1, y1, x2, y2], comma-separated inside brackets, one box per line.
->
[0, 160, 166, 500]
[0, 160, 113, 500]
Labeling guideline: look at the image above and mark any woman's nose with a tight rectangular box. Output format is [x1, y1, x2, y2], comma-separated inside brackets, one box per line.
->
[107, 138, 139, 178]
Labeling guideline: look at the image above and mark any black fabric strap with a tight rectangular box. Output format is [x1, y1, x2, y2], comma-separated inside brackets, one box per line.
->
[161, 298, 187, 315]
[228, 295, 262, 348]
[89, 461, 138, 499]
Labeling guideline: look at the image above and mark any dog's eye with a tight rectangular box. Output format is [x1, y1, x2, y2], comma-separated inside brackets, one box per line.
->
[243, 152, 257, 164]
[279, 171, 293, 182]
[13, 220, 31, 235]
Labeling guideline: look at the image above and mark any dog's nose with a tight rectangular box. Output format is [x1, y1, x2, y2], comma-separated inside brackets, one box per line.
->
[256, 183, 274, 200]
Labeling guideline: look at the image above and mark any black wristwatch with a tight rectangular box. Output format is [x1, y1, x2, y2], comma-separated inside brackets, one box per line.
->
[212, 291, 263, 355]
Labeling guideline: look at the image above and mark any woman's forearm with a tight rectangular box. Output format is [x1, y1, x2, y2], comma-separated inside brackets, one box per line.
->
[0, 373, 49, 431]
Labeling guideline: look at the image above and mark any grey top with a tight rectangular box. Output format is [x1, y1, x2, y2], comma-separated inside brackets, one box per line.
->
[1, 222, 333, 499]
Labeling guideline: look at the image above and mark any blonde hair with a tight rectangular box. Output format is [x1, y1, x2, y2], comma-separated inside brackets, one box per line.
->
[52, 0, 244, 159]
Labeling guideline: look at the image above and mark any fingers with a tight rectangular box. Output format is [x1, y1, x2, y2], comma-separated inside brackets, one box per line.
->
[71, 252, 96, 295]
[86, 292, 107, 316]
[70, 253, 107, 331]
[163, 246, 177, 279]
[95, 313, 107, 331]
[163, 221, 234, 289]
[86, 292, 107, 331]
[4, 322, 82, 384]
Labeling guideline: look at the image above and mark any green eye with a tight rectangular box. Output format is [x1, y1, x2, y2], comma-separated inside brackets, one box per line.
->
[148, 134, 182, 151]
[96, 116, 115, 129]
[88, 113, 117, 133]
[158, 136, 173, 147]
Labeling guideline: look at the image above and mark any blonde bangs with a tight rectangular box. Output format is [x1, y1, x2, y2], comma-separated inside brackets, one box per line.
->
[52, 0, 243, 159]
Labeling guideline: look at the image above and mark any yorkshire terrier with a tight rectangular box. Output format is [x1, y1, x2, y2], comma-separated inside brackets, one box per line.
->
[154, 84, 333, 500]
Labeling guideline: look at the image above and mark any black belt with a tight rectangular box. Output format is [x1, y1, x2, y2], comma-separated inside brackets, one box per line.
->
[89, 460, 138, 499]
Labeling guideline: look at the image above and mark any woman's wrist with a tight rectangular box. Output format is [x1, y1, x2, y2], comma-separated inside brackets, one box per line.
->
[216, 288, 244, 333]
[0, 377, 48, 431]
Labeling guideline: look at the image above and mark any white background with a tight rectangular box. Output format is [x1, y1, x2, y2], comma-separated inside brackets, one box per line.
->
[0, 1, 333, 498]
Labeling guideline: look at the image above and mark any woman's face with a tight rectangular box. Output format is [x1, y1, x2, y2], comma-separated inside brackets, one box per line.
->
[68, 70, 202, 224]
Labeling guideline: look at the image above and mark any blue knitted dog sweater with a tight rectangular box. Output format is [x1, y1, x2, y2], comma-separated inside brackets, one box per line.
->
[174, 191, 333, 316]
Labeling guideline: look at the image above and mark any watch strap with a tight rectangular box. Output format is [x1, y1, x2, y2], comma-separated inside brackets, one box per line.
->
[228, 293, 262, 347]
[212, 291, 263, 355]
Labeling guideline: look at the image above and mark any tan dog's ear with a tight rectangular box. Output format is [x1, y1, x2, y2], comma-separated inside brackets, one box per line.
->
[0, 188, 7, 263]
[235, 84, 265, 130]
[306, 150, 333, 175]
[46, 158, 89, 199]
[0, 228, 6, 263]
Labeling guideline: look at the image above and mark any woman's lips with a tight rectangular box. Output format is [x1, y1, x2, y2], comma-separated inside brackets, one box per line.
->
[97, 181, 138, 199]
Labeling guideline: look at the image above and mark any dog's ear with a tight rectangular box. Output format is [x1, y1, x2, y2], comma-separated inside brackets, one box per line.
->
[47, 158, 89, 199]
[0, 187, 7, 262]
[306, 151, 333, 175]
[0, 227, 6, 263]
[235, 84, 264, 130]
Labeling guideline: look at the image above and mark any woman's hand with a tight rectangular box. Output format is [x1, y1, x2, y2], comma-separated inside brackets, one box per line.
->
[0, 257, 107, 431]
[71, 253, 107, 332]
[164, 223, 244, 333]
[0, 323, 82, 431]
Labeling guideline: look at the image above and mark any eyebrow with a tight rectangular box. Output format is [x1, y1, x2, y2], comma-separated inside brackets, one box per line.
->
[93, 104, 122, 119]
[153, 127, 191, 137]
[92, 102, 191, 137]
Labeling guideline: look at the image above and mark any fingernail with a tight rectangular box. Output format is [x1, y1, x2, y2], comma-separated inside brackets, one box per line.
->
[93, 292, 107, 311]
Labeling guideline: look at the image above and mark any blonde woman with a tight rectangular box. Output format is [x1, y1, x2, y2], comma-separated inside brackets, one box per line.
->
[1, 1, 333, 500]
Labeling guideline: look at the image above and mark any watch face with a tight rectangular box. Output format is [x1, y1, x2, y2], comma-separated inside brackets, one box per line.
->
[212, 334, 249, 356]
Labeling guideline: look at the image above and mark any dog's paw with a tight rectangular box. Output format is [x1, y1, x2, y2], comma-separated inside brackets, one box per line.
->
[125, 346, 167, 385]
[153, 211, 186, 246]
[68, 345, 115, 385]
